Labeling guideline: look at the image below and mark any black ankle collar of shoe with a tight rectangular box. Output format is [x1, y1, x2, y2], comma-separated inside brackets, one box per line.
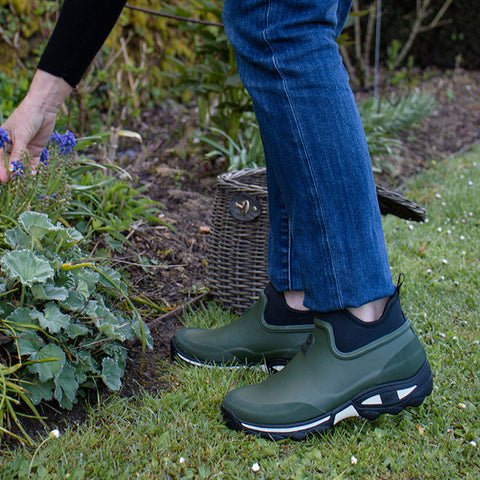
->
[264, 283, 315, 326]
[316, 287, 406, 353]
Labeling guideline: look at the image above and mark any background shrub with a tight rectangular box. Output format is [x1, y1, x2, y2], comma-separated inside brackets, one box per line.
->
[358, 0, 479, 70]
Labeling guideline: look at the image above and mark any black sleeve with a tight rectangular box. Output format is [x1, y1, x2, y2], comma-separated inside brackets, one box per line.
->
[38, 0, 127, 88]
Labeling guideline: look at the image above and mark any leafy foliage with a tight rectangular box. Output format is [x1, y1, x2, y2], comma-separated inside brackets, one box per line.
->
[0, 212, 152, 443]
[0, 129, 76, 235]
[0, 71, 30, 119]
[67, 165, 171, 242]
[359, 92, 436, 174]
[196, 122, 264, 172]
[359, 92, 436, 134]
[166, 0, 254, 142]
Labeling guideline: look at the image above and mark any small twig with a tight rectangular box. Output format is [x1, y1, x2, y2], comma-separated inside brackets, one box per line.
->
[391, 0, 453, 70]
[119, 37, 140, 110]
[85, 257, 186, 270]
[125, 220, 144, 241]
[125, 4, 224, 27]
[147, 293, 208, 329]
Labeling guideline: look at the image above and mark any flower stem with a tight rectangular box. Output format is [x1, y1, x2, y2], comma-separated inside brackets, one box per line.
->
[20, 286, 25, 308]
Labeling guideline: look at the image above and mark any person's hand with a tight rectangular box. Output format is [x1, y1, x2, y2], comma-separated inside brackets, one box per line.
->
[0, 70, 73, 183]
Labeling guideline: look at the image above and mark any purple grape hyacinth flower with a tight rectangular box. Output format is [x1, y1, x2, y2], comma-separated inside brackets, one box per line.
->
[11, 160, 24, 177]
[40, 148, 49, 166]
[50, 130, 76, 155]
[0, 127, 10, 149]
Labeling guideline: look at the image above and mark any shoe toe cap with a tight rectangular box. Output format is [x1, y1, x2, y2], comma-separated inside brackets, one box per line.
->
[172, 328, 239, 364]
[222, 383, 325, 427]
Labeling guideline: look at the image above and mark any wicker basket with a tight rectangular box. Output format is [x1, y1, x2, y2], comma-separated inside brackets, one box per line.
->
[207, 169, 269, 313]
[207, 167, 425, 313]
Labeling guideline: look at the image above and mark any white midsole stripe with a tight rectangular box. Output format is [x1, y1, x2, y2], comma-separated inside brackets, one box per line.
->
[175, 351, 216, 368]
[397, 385, 417, 399]
[241, 415, 330, 434]
[175, 351, 286, 371]
[361, 394, 382, 406]
[175, 351, 243, 369]
[334, 405, 359, 424]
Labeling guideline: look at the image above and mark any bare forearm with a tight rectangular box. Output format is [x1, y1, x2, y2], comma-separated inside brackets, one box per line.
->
[25, 70, 73, 114]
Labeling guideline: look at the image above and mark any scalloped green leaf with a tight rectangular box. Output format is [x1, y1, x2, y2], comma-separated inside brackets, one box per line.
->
[18, 211, 60, 239]
[86, 301, 132, 341]
[76, 279, 91, 301]
[0, 250, 54, 286]
[36, 303, 71, 334]
[96, 266, 127, 293]
[76, 350, 100, 375]
[59, 289, 87, 312]
[31, 283, 69, 301]
[28, 344, 66, 382]
[65, 227, 83, 243]
[0, 278, 6, 295]
[131, 313, 153, 350]
[65, 322, 89, 339]
[54, 363, 78, 409]
[73, 269, 99, 293]
[5, 307, 36, 328]
[103, 343, 127, 371]
[49, 226, 83, 248]
[16, 331, 44, 355]
[4, 226, 31, 249]
[101, 357, 122, 391]
[23, 379, 55, 405]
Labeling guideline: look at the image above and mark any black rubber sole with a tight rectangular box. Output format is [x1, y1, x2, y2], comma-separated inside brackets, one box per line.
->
[170, 338, 290, 371]
[221, 359, 433, 441]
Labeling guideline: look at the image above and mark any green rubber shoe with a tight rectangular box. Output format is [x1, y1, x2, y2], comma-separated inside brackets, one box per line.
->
[170, 286, 314, 370]
[221, 293, 433, 440]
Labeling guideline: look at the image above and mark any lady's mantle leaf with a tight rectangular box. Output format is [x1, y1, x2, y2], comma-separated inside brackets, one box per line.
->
[65, 323, 89, 339]
[0, 250, 54, 286]
[16, 330, 44, 355]
[31, 283, 69, 301]
[86, 301, 133, 342]
[4, 226, 31, 249]
[5, 306, 36, 327]
[23, 380, 55, 405]
[28, 344, 66, 382]
[54, 363, 79, 409]
[33, 303, 71, 334]
[18, 211, 59, 239]
[101, 357, 122, 390]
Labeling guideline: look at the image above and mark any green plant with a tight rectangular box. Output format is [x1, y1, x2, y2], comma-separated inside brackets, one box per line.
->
[0, 211, 152, 442]
[166, 0, 253, 143]
[66, 165, 170, 242]
[196, 91, 435, 174]
[358, 91, 436, 173]
[1, 1, 198, 134]
[0, 356, 45, 446]
[0, 71, 31, 119]
[0, 129, 76, 236]
[196, 121, 264, 171]
[360, 91, 436, 133]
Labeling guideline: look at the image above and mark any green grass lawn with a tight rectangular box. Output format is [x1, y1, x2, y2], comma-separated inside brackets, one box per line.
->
[1, 147, 480, 479]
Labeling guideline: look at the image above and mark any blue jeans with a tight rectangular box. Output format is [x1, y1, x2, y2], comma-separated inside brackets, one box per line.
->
[222, 0, 395, 312]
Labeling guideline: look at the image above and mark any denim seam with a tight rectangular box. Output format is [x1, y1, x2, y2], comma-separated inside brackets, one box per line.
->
[287, 218, 292, 291]
[263, 0, 343, 307]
